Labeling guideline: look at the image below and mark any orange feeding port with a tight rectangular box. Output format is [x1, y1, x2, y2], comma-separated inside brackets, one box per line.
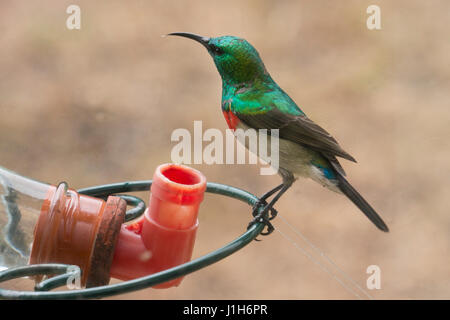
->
[109, 163, 207, 288]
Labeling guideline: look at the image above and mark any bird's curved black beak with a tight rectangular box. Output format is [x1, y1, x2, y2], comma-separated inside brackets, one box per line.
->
[166, 32, 211, 50]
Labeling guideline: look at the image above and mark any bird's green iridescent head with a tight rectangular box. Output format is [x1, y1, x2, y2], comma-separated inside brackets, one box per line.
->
[168, 33, 271, 85]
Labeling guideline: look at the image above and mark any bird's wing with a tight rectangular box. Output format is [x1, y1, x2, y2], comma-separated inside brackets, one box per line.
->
[232, 102, 356, 175]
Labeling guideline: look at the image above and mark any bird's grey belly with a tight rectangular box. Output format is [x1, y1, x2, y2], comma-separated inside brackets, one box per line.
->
[234, 122, 313, 178]
[234, 122, 340, 192]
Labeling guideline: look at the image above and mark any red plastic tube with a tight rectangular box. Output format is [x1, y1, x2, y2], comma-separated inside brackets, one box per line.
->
[109, 163, 207, 288]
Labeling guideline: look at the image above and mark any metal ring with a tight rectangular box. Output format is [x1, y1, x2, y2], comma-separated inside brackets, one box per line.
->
[0, 181, 265, 299]
[78, 185, 147, 222]
[114, 194, 146, 222]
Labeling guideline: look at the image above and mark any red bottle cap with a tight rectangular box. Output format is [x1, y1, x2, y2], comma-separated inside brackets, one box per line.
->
[30, 183, 126, 287]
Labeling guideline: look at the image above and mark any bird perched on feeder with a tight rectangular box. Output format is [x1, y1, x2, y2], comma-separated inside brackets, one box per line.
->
[167, 33, 389, 234]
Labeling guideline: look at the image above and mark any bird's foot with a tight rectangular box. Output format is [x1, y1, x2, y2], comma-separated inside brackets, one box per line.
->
[252, 199, 278, 220]
[248, 199, 277, 240]
[247, 213, 274, 241]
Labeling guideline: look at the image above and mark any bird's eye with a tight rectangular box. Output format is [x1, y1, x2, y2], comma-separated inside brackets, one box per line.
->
[210, 44, 224, 55]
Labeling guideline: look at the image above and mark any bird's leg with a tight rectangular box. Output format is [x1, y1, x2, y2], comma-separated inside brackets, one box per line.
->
[248, 182, 293, 236]
[249, 171, 295, 238]
[251, 183, 284, 218]
[258, 183, 285, 203]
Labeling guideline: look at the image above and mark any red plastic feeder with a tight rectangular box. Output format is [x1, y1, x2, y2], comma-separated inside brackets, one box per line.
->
[110, 163, 207, 288]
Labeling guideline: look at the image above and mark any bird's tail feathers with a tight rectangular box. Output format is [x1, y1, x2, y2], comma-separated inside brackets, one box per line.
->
[335, 173, 389, 232]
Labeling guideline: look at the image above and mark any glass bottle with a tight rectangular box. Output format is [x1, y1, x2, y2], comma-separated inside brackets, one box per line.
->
[0, 166, 50, 270]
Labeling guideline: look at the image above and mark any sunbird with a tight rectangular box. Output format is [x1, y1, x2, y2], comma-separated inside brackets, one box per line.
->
[168, 33, 389, 233]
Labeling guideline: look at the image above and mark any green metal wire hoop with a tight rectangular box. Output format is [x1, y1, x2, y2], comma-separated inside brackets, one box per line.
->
[0, 181, 266, 299]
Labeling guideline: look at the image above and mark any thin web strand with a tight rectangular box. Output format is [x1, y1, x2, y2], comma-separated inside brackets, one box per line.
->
[275, 214, 373, 300]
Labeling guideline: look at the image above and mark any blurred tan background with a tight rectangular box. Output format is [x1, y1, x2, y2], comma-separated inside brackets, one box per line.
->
[0, 0, 449, 299]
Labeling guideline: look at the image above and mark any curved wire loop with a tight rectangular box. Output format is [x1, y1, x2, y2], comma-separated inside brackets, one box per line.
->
[0, 181, 267, 299]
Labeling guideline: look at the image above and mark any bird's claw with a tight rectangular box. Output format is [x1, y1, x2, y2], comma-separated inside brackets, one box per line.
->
[251, 200, 265, 217]
[248, 199, 277, 240]
[252, 199, 278, 220]
[247, 213, 275, 240]
[267, 207, 278, 220]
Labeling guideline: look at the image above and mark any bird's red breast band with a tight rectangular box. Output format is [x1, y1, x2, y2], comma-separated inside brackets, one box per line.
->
[222, 110, 240, 130]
